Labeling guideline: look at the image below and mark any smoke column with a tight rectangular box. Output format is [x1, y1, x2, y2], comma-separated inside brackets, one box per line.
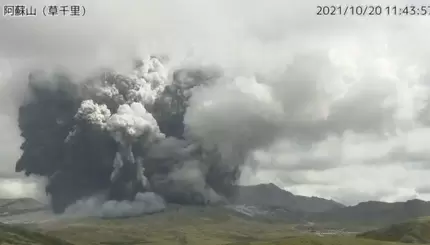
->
[16, 56, 247, 213]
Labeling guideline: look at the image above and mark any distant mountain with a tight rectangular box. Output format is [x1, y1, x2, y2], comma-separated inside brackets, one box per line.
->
[0, 198, 48, 216]
[309, 199, 430, 226]
[232, 183, 344, 213]
[230, 185, 430, 227]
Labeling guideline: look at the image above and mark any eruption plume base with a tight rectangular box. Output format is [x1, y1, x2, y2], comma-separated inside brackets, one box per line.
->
[16, 57, 239, 213]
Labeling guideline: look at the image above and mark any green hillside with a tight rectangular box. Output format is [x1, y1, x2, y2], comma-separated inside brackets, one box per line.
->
[309, 199, 430, 227]
[36, 206, 403, 245]
[357, 216, 430, 244]
[0, 222, 73, 245]
[242, 236, 406, 245]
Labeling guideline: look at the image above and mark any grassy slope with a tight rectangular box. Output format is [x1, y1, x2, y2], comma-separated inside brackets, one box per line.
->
[0, 222, 73, 245]
[243, 236, 406, 245]
[358, 216, 430, 244]
[309, 199, 430, 229]
[35, 206, 405, 245]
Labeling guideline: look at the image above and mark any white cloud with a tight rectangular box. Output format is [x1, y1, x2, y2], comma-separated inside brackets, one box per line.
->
[0, 177, 47, 202]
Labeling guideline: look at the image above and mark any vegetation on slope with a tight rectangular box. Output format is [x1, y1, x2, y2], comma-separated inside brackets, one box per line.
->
[357, 216, 430, 244]
[238, 235, 407, 245]
[39, 206, 404, 245]
[309, 199, 430, 227]
[0, 222, 73, 245]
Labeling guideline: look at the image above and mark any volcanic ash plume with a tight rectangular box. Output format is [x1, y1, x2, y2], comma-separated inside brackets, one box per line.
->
[16, 56, 245, 214]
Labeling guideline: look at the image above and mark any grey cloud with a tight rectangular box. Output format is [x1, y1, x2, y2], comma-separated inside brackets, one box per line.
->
[364, 144, 430, 170]
[271, 157, 338, 172]
[252, 149, 340, 173]
[417, 185, 430, 194]
[277, 174, 333, 187]
[387, 146, 430, 165]
[318, 187, 400, 206]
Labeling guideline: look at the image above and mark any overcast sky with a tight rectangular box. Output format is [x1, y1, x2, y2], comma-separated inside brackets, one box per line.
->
[1, 0, 430, 205]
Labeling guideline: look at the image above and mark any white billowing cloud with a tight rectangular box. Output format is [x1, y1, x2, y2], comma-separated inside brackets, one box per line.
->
[75, 100, 111, 126]
[185, 76, 284, 160]
[106, 102, 164, 144]
[3, 0, 430, 205]
[64, 192, 165, 218]
[0, 177, 48, 203]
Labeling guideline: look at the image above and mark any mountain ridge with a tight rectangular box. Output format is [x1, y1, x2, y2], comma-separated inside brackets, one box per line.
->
[232, 183, 345, 213]
[308, 198, 430, 226]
